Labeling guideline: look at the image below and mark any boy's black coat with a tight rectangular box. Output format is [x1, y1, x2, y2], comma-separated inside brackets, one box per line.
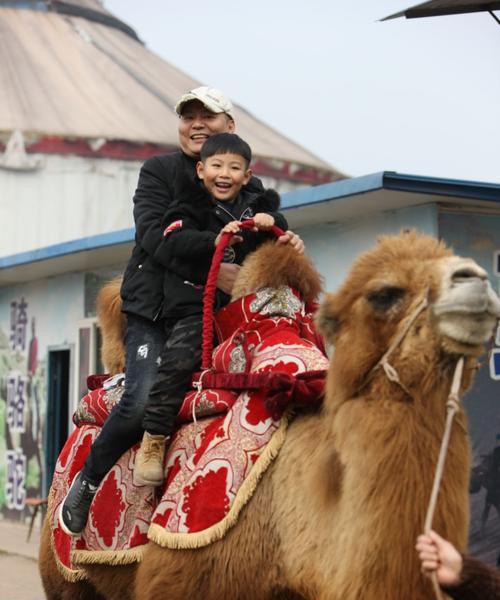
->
[120, 152, 265, 321]
[154, 174, 288, 319]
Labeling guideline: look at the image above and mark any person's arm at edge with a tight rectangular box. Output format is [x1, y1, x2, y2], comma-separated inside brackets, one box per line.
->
[441, 556, 500, 599]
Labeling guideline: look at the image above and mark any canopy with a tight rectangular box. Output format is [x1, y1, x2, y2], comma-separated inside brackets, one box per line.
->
[382, 0, 500, 21]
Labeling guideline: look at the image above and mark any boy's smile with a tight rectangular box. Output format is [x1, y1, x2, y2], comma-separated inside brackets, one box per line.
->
[197, 153, 252, 202]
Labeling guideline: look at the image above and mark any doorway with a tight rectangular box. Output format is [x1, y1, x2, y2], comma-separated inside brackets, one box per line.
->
[44, 349, 70, 492]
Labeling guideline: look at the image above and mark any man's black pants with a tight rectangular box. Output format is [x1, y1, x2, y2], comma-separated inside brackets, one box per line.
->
[142, 314, 203, 436]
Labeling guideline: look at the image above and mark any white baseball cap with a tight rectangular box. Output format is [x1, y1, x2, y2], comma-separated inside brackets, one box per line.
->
[175, 86, 235, 120]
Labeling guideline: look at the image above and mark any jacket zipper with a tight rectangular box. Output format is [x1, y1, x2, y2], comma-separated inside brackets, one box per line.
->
[215, 202, 253, 222]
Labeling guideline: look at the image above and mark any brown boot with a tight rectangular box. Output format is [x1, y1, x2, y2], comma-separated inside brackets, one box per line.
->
[133, 432, 168, 486]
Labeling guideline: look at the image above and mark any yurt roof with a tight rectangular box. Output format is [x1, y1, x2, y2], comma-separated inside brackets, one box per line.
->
[0, 1, 344, 181]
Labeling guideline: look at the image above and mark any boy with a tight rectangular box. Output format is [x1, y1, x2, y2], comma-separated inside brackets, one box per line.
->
[134, 133, 288, 485]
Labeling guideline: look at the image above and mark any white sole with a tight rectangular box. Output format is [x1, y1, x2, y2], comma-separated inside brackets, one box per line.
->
[132, 471, 162, 487]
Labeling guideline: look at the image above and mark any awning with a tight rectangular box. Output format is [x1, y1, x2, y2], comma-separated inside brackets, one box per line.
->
[382, 0, 500, 21]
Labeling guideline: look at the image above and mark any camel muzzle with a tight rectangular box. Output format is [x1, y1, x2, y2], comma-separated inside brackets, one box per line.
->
[433, 275, 500, 345]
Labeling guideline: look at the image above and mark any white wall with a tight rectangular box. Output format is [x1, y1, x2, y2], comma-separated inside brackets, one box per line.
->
[0, 155, 142, 256]
[297, 203, 439, 294]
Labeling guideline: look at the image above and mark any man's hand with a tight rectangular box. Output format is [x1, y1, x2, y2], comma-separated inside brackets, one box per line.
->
[276, 230, 305, 254]
[216, 263, 241, 295]
[416, 531, 463, 588]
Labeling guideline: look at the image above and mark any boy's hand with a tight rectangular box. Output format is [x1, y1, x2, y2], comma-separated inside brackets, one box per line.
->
[252, 213, 275, 231]
[416, 531, 463, 587]
[215, 221, 243, 247]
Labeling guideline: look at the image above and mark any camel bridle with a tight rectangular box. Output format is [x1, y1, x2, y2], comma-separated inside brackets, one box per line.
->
[358, 289, 430, 400]
[356, 287, 465, 600]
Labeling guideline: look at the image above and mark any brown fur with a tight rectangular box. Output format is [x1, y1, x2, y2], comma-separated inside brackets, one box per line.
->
[40, 232, 487, 599]
[231, 242, 323, 303]
[95, 276, 126, 375]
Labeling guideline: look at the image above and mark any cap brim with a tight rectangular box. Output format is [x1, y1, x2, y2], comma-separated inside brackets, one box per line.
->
[175, 94, 234, 119]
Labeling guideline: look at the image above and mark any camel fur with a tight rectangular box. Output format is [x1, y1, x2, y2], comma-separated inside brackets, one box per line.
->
[95, 275, 126, 375]
[39, 232, 500, 600]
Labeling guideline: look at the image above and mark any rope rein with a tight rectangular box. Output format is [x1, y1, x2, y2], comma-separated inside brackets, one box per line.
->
[200, 219, 285, 370]
[423, 356, 465, 600]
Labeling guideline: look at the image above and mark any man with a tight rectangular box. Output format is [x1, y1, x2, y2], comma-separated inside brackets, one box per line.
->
[59, 86, 303, 535]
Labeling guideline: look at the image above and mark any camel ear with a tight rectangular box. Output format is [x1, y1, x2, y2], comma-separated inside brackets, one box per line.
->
[316, 294, 341, 343]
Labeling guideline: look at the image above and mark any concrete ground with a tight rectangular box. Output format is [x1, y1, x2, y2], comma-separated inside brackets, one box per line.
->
[0, 518, 45, 600]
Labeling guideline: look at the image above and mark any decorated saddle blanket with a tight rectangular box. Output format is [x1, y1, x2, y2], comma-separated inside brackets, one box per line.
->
[48, 286, 329, 580]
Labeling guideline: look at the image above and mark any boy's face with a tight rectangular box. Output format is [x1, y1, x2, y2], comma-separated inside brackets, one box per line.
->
[196, 153, 252, 202]
[178, 100, 235, 157]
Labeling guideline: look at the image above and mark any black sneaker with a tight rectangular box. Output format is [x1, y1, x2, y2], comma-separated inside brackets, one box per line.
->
[58, 471, 98, 536]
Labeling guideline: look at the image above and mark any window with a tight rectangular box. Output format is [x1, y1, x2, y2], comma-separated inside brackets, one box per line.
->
[74, 318, 104, 407]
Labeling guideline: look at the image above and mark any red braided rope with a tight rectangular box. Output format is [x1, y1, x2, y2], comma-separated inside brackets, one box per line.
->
[201, 219, 285, 370]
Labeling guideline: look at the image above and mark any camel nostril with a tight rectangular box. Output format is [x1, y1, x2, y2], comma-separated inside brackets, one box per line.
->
[452, 268, 485, 282]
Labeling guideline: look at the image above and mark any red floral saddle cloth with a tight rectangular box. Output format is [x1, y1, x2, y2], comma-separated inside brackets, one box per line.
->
[48, 286, 328, 580]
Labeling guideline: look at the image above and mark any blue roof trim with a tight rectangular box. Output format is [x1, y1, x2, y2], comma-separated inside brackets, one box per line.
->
[0, 227, 135, 269]
[281, 171, 500, 210]
[382, 172, 500, 202]
[282, 172, 385, 209]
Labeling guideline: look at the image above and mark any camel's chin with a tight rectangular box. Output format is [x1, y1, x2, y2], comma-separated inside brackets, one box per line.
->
[438, 313, 497, 354]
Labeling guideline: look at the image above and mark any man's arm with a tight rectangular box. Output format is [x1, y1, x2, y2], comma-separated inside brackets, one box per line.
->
[132, 156, 175, 257]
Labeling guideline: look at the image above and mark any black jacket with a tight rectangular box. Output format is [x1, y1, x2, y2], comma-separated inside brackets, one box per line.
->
[120, 152, 265, 320]
[153, 178, 288, 319]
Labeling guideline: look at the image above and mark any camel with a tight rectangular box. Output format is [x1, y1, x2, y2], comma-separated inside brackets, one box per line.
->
[39, 231, 500, 600]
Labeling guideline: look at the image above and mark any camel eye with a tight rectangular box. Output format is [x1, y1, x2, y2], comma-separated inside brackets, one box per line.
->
[367, 286, 405, 312]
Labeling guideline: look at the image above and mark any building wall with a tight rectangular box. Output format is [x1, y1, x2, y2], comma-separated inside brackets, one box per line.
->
[297, 203, 439, 293]
[0, 155, 142, 256]
[0, 273, 84, 516]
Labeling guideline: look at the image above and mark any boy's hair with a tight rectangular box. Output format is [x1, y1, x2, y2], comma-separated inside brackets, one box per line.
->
[200, 133, 252, 166]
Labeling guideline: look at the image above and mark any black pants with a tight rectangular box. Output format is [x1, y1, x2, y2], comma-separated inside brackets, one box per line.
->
[142, 314, 203, 436]
[82, 314, 166, 485]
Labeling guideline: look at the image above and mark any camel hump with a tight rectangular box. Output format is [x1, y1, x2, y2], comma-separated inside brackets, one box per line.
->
[96, 276, 126, 375]
[232, 241, 324, 303]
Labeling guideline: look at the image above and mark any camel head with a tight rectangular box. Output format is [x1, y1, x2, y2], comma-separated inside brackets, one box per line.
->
[231, 241, 323, 303]
[317, 230, 500, 404]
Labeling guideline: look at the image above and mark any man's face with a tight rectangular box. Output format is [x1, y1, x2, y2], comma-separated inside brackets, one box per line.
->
[178, 101, 235, 157]
[196, 153, 252, 202]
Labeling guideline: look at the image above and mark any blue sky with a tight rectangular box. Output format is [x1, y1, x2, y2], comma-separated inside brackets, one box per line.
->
[105, 0, 500, 184]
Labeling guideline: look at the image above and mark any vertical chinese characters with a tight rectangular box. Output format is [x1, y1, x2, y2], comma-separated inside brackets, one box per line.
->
[4, 297, 30, 511]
